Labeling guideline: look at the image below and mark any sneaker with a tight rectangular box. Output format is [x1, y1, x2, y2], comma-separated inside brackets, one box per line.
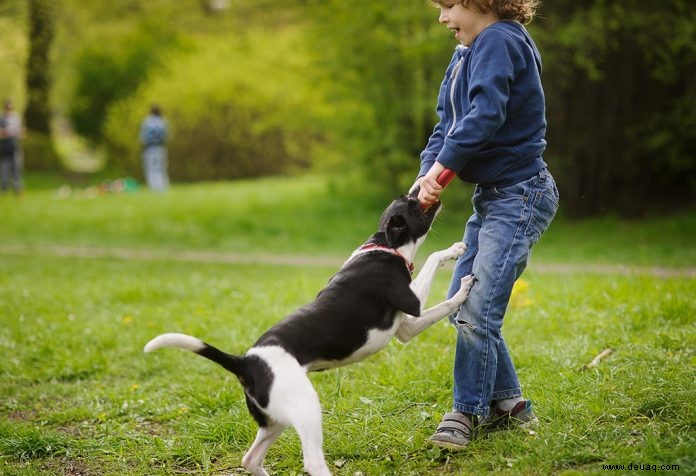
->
[479, 400, 538, 433]
[429, 411, 478, 450]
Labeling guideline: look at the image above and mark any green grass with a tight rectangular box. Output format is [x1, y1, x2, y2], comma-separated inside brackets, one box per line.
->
[1, 175, 695, 266]
[1, 176, 695, 475]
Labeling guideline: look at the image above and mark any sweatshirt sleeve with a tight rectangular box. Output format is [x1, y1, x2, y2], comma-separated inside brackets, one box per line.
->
[418, 50, 462, 178]
[436, 28, 522, 173]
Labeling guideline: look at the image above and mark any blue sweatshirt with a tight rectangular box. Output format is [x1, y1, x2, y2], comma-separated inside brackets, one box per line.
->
[419, 21, 547, 187]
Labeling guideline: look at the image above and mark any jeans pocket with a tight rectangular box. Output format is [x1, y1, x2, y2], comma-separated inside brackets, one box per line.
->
[526, 187, 558, 245]
[491, 180, 530, 200]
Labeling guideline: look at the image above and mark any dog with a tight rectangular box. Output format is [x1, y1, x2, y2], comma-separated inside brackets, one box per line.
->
[144, 194, 474, 476]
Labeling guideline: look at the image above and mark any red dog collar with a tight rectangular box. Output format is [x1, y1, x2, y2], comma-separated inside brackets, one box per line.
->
[351, 244, 414, 274]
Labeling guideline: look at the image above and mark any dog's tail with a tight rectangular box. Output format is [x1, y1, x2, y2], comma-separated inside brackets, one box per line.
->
[144, 333, 246, 377]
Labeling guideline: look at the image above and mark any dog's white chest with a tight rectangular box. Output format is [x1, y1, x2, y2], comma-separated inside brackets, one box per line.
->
[352, 319, 400, 360]
[308, 316, 401, 371]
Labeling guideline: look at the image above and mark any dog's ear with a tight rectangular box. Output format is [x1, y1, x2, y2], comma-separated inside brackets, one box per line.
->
[385, 214, 407, 248]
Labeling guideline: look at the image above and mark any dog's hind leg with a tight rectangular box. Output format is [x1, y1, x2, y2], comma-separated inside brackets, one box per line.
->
[273, 373, 330, 476]
[242, 421, 285, 476]
[288, 392, 331, 476]
[248, 346, 332, 475]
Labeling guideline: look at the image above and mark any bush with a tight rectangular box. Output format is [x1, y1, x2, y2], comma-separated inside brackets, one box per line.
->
[68, 19, 182, 144]
[306, 0, 453, 195]
[102, 28, 324, 181]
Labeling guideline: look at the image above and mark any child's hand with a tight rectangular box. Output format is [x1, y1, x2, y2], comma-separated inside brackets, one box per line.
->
[418, 162, 446, 208]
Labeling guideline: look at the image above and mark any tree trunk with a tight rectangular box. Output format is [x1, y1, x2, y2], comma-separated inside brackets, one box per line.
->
[24, 0, 61, 170]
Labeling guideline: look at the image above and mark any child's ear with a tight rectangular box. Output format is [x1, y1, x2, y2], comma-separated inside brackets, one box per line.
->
[386, 215, 407, 248]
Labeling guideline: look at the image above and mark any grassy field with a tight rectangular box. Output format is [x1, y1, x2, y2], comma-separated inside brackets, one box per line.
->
[1, 176, 695, 475]
[3, 175, 696, 266]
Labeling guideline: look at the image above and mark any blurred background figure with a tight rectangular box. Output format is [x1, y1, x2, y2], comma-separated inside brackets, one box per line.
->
[0, 99, 24, 194]
[139, 104, 169, 192]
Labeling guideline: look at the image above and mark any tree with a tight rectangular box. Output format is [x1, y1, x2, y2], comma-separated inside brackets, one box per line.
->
[533, 0, 696, 216]
[306, 0, 453, 193]
[306, 0, 696, 216]
[24, 0, 60, 170]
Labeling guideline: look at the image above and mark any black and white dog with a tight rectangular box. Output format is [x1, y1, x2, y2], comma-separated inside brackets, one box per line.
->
[144, 194, 474, 476]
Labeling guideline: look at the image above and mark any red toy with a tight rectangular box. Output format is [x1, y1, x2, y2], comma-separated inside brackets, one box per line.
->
[436, 168, 457, 188]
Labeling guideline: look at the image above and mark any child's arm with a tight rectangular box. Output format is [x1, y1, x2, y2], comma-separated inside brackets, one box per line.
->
[436, 28, 521, 173]
[418, 50, 463, 178]
[418, 99, 446, 178]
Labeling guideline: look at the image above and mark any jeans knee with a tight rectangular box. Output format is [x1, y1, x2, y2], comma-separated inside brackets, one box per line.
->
[453, 318, 477, 343]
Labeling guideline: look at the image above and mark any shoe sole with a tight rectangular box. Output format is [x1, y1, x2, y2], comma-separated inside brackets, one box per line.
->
[429, 437, 470, 451]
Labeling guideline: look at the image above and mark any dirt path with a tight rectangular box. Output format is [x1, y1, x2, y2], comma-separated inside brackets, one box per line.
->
[1, 243, 694, 277]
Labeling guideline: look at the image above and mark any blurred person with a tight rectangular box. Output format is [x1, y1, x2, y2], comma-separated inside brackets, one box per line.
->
[139, 104, 169, 192]
[0, 99, 24, 194]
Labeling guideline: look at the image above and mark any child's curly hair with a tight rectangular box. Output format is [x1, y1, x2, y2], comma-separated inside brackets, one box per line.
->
[435, 0, 540, 25]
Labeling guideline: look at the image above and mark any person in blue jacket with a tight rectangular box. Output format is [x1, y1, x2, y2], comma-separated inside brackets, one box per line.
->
[413, 0, 559, 449]
[140, 104, 169, 192]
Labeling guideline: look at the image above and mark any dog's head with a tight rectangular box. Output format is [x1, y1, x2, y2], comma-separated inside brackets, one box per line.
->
[377, 195, 441, 252]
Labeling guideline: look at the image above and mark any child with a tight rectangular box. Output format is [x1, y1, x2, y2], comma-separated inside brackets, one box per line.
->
[413, 0, 559, 449]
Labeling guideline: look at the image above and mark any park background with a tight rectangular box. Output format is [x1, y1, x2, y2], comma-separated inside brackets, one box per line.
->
[1, 1, 695, 475]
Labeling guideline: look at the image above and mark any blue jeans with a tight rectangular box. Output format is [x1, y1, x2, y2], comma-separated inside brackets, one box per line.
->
[446, 168, 559, 416]
[0, 151, 22, 193]
[142, 146, 169, 192]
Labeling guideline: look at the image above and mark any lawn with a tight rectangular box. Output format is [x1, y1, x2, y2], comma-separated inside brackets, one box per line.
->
[2, 175, 695, 266]
[1, 176, 694, 475]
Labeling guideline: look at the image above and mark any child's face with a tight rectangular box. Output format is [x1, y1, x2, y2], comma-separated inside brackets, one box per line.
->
[437, 1, 491, 46]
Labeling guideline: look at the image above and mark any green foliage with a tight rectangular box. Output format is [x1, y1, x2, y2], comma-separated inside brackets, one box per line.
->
[68, 19, 182, 144]
[6, 0, 696, 215]
[306, 0, 454, 194]
[102, 28, 326, 181]
[533, 0, 696, 215]
[0, 3, 27, 108]
[307, 0, 696, 213]
[22, 131, 60, 171]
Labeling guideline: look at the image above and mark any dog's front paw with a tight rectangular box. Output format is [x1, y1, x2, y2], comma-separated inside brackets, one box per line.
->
[451, 274, 475, 303]
[439, 242, 467, 264]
